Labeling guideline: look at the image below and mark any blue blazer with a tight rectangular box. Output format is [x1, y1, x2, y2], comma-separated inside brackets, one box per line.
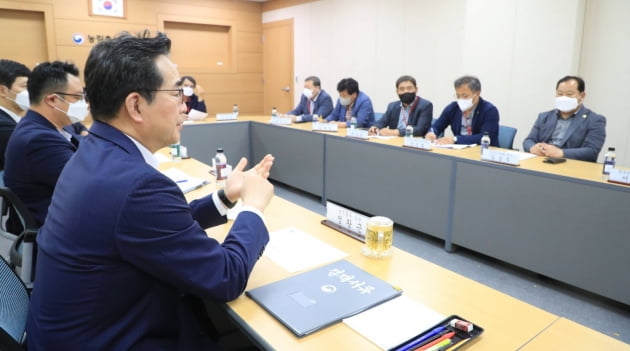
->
[3, 110, 77, 225]
[523, 105, 606, 162]
[27, 121, 269, 350]
[0, 108, 18, 170]
[326, 91, 375, 128]
[287, 89, 334, 122]
[374, 97, 433, 137]
[431, 97, 500, 146]
[185, 94, 206, 113]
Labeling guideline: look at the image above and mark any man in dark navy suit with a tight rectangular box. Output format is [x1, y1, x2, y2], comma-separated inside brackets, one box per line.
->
[284, 75, 334, 122]
[3, 61, 87, 225]
[0, 59, 31, 172]
[27, 31, 275, 350]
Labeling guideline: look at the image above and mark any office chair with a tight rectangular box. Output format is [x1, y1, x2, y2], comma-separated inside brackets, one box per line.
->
[498, 125, 517, 149]
[374, 112, 384, 122]
[0, 256, 29, 351]
[0, 187, 38, 289]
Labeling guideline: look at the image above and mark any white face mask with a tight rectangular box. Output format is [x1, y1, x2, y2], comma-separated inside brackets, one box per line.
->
[555, 96, 579, 112]
[456, 98, 473, 112]
[10, 90, 30, 110]
[339, 96, 352, 106]
[182, 86, 194, 97]
[55, 96, 89, 123]
[303, 88, 313, 99]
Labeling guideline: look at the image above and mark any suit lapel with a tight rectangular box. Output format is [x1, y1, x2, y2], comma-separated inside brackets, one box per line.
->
[560, 108, 590, 147]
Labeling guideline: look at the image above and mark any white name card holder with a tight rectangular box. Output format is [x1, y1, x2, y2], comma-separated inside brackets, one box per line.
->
[312, 122, 338, 132]
[269, 116, 292, 125]
[608, 168, 630, 186]
[216, 113, 238, 121]
[346, 128, 369, 140]
[321, 201, 368, 242]
[403, 137, 433, 151]
[481, 149, 520, 166]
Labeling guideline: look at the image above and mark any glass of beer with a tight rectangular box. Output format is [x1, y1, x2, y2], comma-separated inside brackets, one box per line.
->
[362, 216, 393, 258]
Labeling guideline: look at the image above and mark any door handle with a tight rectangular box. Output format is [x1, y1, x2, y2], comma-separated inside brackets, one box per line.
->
[282, 86, 290, 92]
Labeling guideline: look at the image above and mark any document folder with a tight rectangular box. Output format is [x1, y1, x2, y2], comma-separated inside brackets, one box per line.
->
[246, 259, 402, 337]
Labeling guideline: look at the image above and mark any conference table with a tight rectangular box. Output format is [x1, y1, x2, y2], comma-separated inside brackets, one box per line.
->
[158, 152, 627, 350]
[179, 115, 630, 308]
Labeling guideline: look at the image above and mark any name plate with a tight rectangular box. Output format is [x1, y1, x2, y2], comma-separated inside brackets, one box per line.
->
[216, 113, 238, 121]
[481, 149, 520, 166]
[312, 122, 338, 132]
[322, 201, 368, 242]
[608, 168, 630, 186]
[346, 128, 369, 140]
[269, 116, 292, 125]
[403, 137, 433, 151]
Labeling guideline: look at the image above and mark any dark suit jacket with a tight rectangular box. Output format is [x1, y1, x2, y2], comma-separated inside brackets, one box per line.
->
[27, 121, 269, 350]
[374, 97, 433, 136]
[0, 108, 18, 170]
[3, 110, 77, 225]
[522, 105, 606, 162]
[185, 94, 207, 113]
[287, 89, 334, 122]
[431, 97, 500, 146]
[326, 91, 375, 128]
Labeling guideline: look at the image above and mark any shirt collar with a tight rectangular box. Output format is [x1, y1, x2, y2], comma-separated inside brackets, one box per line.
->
[59, 128, 72, 142]
[0, 106, 21, 123]
[125, 135, 159, 169]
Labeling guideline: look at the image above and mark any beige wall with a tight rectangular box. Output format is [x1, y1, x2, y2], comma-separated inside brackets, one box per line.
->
[0, 0, 264, 114]
[264, 0, 630, 165]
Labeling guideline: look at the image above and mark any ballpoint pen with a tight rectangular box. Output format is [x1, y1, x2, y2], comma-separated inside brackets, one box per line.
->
[396, 325, 447, 351]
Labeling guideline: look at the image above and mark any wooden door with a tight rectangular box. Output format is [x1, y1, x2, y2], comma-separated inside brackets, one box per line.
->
[0, 9, 48, 68]
[263, 19, 293, 115]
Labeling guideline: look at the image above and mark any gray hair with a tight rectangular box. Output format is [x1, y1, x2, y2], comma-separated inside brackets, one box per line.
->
[454, 75, 481, 92]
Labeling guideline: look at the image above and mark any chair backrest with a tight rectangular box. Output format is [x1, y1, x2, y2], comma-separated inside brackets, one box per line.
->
[0, 256, 29, 350]
[498, 125, 517, 149]
[0, 187, 38, 288]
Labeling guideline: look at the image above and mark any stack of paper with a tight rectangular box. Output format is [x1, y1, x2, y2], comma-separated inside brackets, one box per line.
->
[161, 168, 208, 194]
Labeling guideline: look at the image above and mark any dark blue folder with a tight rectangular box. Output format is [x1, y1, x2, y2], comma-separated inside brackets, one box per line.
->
[246, 260, 402, 337]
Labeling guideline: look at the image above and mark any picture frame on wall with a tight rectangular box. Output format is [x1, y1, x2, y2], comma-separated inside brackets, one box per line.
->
[88, 0, 126, 18]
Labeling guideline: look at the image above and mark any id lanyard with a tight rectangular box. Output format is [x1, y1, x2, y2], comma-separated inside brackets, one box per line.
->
[402, 97, 420, 126]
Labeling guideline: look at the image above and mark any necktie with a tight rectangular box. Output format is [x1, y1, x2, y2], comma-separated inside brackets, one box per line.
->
[463, 111, 472, 135]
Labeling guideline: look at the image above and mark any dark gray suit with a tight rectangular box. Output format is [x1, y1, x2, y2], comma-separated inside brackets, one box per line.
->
[374, 97, 433, 137]
[523, 105, 606, 162]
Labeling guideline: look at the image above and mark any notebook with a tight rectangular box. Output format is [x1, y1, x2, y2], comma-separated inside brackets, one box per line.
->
[246, 260, 402, 337]
[161, 168, 208, 194]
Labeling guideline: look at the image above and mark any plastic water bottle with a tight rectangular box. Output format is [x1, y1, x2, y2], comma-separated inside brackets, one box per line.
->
[405, 125, 414, 138]
[312, 114, 319, 127]
[170, 143, 181, 161]
[213, 148, 228, 186]
[350, 117, 357, 129]
[602, 147, 616, 179]
[480, 132, 490, 156]
[232, 104, 239, 117]
[271, 107, 278, 118]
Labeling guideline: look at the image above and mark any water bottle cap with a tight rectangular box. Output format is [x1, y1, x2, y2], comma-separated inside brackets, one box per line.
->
[608, 147, 615, 151]
[217, 148, 224, 153]
[483, 131, 489, 135]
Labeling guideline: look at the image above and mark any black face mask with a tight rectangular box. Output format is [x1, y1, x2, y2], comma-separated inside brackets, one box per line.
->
[398, 92, 416, 104]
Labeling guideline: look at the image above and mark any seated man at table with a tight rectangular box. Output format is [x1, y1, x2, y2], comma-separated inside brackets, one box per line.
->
[425, 75, 499, 146]
[326, 77, 375, 128]
[523, 75, 606, 162]
[26, 31, 275, 350]
[284, 75, 333, 122]
[368, 75, 432, 137]
[3, 61, 88, 226]
[0, 59, 31, 172]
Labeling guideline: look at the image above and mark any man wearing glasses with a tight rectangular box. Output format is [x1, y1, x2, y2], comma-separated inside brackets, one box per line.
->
[4, 61, 89, 226]
[425, 75, 499, 146]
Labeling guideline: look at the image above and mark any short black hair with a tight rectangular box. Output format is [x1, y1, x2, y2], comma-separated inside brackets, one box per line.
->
[0, 59, 31, 88]
[179, 75, 196, 87]
[396, 75, 416, 89]
[556, 75, 585, 93]
[337, 78, 359, 95]
[84, 30, 171, 121]
[27, 61, 79, 105]
[454, 75, 481, 92]
[304, 76, 321, 87]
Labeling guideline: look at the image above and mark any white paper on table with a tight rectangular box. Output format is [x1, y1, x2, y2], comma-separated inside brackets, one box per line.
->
[263, 227, 348, 273]
[188, 109, 208, 120]
[434, 143, 477, 150]
[343, 295, 445, 350]
[370, 135, 396, 140]
[154, 152, 171, 163]
[161, 168, 208, 194]
[518, 152, 538, 161]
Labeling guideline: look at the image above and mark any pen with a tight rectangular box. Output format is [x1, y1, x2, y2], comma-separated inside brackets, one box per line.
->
[176, 180, 188, 183]
[444, 338, 470, 351]
[397, 326, 447, 351]
[425, 338, 453, 351]
[415, 332, 455, 351]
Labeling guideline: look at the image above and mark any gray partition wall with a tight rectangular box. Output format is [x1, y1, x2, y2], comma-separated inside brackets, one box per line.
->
[325, 137, 453, 240]
[181, 122, 251, 168]
[451, 161, 630, 305]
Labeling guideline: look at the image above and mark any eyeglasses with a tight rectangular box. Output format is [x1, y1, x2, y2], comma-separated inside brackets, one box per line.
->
[146, 89, 184, 103]
[54, 92, 86, 101]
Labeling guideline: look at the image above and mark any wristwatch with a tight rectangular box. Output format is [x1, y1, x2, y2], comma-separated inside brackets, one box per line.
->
[217, 188, 237, 209]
